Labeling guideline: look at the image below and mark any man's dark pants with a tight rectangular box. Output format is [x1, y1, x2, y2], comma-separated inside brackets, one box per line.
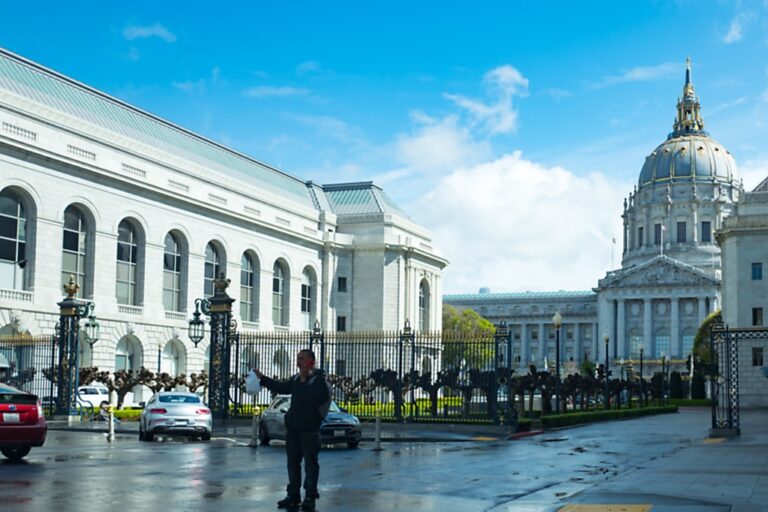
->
[285, 431, 320, 499]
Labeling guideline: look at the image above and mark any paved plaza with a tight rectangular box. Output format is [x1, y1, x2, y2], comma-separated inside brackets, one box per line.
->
[1, 408, 766, 511]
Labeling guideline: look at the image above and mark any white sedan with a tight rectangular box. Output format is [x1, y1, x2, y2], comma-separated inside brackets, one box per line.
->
[139, 392, 212, 441]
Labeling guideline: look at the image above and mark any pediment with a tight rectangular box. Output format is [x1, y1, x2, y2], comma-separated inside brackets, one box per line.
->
[597, 256, 719, 290]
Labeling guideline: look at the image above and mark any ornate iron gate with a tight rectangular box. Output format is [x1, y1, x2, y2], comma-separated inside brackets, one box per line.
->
[710, 324, 768, 436]
[0, 335, 56, 404]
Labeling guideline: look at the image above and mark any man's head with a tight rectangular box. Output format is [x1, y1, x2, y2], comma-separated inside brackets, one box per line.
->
[297, 349, 316, 373]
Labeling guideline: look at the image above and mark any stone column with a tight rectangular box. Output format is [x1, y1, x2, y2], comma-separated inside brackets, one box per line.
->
[617, 299, 626, 358]
[671, 297, 680, 357]
[520, 322, 529, 366]
[698, 297, 707, 326]
[643, 297, 653, 355]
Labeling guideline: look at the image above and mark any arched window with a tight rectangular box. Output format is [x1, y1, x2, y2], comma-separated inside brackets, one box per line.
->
[114, 337, 142, 372]
[204, 242, 222, 296]
[301, 267, 316, 329]
[62, 205, 89, 297]
[240, 253, 258, 322]
[628, 329, 643, 358]
[0, 189, 27, 290]
[419, 279, 430, 331]
[272, 261, 288, 327]
[654, 329, 670, 358]
[161, 340, 186, 376]
[163, 233, 182, 312]
[116, 220, 139, 305]
[273, 348, 291, 378]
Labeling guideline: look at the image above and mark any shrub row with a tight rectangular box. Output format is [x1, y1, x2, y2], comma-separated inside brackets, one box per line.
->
[540, 405, 678, 428]
[668, 398, 712, 407]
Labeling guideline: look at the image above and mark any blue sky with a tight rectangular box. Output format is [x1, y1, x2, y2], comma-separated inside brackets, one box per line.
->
[2, 1, 767, 294]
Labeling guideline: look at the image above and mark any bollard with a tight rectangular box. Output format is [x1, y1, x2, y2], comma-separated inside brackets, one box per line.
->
[107, 405, 115, 442]
[249, 406, 261, 447]
[373, 404, 382, 451]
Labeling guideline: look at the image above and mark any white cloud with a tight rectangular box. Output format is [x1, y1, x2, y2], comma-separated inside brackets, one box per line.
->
[540, 88, 573, 100]
[285, 114, 363, 143]
[242, 86, 310, 98]
[739, 157, 768, 190]
[591, 62, 678, 88]
[723, 18, 743, 43]
[123, 23, 176, 43]
[172, 68, 223, 94]
[445, 64, 529, 134]
[410, 152, 628, 294]
[394, 115, 491, 174]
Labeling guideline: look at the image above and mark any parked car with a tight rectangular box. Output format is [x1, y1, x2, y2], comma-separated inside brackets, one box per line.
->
[77, 385, 111, 409]
[258, 395, 361, 448]
[0, 383, 47, 461]
[139, 392, 212, 442]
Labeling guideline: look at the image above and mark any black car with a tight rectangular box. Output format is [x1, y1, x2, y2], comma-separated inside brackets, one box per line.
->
[258, 395, 362, 448]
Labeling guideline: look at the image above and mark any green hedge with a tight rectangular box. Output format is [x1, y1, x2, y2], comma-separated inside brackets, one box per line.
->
[540, 405, 678, 428]
[668, 398, 712, 407]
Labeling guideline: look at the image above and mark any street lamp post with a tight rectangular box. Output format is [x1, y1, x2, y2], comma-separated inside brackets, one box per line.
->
[604, 334, 610, 410]
[553, 312, 562, 414]
[56, 275, 99, 418]
[188, 273, 236, 420]
[639, 346, 645, 408]
[664, 353, 671, 406]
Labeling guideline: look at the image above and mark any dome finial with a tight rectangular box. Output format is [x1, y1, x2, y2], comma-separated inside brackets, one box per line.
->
[671, 58, 705, 137]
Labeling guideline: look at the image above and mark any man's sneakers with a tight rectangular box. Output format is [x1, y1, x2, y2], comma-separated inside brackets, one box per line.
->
[299, 497, 316, 511]
[276, 496, 300, 509]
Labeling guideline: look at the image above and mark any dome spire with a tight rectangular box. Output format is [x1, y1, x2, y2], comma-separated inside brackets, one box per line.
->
[671, 58, 705, 138]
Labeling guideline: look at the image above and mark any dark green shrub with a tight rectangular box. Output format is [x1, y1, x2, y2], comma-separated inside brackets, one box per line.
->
[669, 372, 683, 399]
[692, 372, 706, 399]
[540, 406, 678, 428]
[668, 398, 712, 407]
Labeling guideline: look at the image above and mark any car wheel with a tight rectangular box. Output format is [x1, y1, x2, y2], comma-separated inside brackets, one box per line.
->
[258, 422, 270, 445]
[201, 432, 211, 441]
[144, 429, 154, 442]
[138, 427, 145, 441]
[2, 446, 31, 461]
[347, 441, 360, 449]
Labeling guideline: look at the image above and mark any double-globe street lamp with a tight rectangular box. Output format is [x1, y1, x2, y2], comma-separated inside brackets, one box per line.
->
[56, 275, 100, 417]
[188, 273, 236, 420]
[552, 312, 562, 415]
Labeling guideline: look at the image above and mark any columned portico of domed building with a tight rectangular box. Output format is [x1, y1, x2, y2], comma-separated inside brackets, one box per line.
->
[597, 59, 742, 361]
[596, 256, 718, 359]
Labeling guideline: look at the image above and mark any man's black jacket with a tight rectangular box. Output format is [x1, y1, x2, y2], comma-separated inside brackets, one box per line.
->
[259, 370, 330, 433]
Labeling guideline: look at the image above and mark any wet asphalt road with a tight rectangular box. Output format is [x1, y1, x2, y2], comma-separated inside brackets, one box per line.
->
[0, 409, 714, 512]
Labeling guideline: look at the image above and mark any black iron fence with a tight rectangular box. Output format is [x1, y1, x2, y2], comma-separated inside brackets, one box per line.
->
[0, 335, 56, 405]
[229, 328, 507, 423]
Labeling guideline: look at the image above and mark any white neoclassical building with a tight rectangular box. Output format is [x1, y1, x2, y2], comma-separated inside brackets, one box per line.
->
[446, 60, 748, 373]
[0, 48, 447, 385]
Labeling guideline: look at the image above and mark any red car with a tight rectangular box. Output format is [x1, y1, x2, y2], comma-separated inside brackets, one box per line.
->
[0, 383, 47, 461]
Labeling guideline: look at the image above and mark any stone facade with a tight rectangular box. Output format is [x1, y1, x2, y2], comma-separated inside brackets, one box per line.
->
[0, 49, 447, 388]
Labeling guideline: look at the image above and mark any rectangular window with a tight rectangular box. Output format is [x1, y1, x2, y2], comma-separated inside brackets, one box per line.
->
[337, 277, 347, 292]
[753, 347, 764, 367]
[701, 221, 712, 243]
[337, 316, 347, 332]
[752, 263, 763, 281]
[654, 223, 662, 245]
[301, 284, 311, 313]
[638, 227, 644, 247]
[753, 307, 763, 327]
[677, 221, 687, 243]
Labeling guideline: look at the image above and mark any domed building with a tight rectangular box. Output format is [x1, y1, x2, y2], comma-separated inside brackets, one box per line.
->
[597, 59, 741, 360]
[447, 60, 742, 370]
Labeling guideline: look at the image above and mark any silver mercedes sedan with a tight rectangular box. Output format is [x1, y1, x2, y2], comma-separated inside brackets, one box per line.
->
[139, 392, 212, 441]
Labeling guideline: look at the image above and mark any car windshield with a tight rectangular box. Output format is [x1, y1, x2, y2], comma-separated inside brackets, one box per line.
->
[276, 397, 342, 413]
[158, 395, 200, 404]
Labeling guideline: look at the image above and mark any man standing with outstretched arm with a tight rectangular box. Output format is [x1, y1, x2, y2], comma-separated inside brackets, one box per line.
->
[254, 349, 329, 511]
